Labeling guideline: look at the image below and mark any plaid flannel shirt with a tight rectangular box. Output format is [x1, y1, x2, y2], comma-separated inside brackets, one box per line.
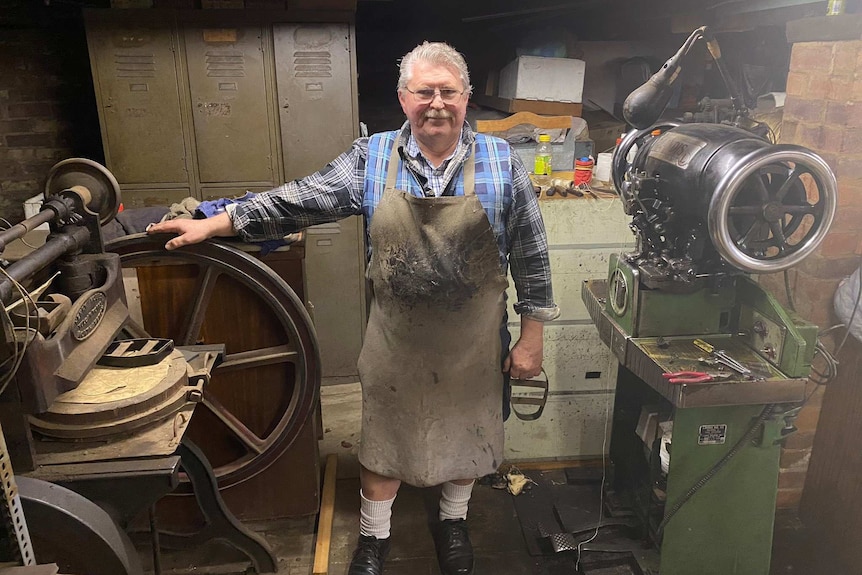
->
[229, 121, 559, 321]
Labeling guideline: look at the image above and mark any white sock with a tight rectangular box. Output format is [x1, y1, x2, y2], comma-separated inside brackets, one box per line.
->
[439, 481, 474, 521]
[359, 490, 395, 539]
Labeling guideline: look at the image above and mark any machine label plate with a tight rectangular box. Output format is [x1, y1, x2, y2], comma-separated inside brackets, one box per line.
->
[72, 292, 107, 341]
[698, 424, 727, 445]
[650, 132, 708, 169]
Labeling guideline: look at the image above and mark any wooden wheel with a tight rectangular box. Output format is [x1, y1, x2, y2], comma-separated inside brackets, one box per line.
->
[107, 233, 320, 489]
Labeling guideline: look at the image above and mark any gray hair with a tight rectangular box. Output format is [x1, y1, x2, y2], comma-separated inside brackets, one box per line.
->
[397, 41, 472, 94]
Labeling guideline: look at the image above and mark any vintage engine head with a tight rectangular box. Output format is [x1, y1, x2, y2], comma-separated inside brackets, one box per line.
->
[611, 122, 837, 291]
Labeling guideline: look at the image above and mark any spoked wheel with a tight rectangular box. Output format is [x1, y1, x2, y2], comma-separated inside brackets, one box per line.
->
[709, 145, 838, 273]
[107, 233, 320, 490]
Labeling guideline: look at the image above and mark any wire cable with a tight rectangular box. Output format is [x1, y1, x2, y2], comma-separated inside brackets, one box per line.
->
[0, 266, 36, 397]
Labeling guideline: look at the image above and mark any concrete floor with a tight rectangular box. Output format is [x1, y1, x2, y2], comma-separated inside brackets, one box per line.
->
[144, 383, 848, 575]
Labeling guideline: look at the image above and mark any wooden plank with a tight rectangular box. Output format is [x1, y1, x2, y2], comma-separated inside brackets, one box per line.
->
[475, 111, 573, 133]
[312, 453, 339, 575]
[472, 94, 582, 117]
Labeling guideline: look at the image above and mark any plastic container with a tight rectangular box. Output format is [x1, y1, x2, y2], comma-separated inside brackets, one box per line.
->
[594, 152, 613, 184]
[533, 134, 553, 188]
[574, 157, 594, 186]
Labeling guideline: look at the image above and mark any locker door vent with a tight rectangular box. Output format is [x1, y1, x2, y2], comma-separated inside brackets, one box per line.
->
[293, 51, 332, 78]
[205, 51, 245, 77]
[115, 54, 156, 78]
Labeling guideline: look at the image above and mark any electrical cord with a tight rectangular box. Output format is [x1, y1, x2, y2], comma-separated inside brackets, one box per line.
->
[0, 218, 42, 250]
[0, 266, 36, 397]
[656, 403, 777, 537]
[574, 302, 614, 571]
[782, 268, 844, 387]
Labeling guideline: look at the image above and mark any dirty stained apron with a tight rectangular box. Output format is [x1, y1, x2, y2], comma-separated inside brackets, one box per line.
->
[357, 142, 509, 487]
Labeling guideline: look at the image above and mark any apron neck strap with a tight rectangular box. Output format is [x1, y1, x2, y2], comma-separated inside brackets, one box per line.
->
[385, 137, 403, 191]
[384, 136, 477, 197]
[463, 142, 476, 196]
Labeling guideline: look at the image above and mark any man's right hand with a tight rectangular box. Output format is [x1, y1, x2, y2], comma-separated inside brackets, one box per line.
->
[146, 212, 236, 250]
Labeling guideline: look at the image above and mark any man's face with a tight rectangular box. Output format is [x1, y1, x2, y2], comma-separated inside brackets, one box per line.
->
[398, 60, 468, 144]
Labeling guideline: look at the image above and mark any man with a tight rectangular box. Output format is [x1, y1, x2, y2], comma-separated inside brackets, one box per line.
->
[147, 41, 559, 575]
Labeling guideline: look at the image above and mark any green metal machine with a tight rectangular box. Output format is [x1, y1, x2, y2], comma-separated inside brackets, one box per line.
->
[581, 26, 839, 575]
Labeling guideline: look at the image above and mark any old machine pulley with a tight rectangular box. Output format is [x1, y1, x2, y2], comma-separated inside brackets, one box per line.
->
[0, 158, 316, 573]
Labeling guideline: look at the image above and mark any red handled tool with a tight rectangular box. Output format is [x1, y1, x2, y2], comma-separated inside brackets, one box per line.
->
[662, 371, 733, 384]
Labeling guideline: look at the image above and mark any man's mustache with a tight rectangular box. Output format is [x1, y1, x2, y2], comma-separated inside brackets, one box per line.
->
[424, 109, 453, 119]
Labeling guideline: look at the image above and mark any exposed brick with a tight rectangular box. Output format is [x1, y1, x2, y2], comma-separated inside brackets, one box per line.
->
[776, 488, 802, 509]
[5, 133, 53, 147]
[778, 468, 808, 489]
[825, 101, 861, 127]
[805, 72, 831, 100]
[31, 119, 64, 134]
[828, 75, 854, 102]
[832, 42, 861, 75]
[34, 148, 64, 161]
[829, 204, 862, 234]
[780, 448, 811, 469]
[784, 97, 825, 123]
[0, 161, 23, 179]
[820, 232, 861, 258]
[0, 179, 38, 193]
[21, 160, 56, 177]
[785, 71, 809, 98]
[780, 119, 798, 143]
[842, 129, 862, 154]
[796, 123, 824, 150]
[6, 102, 52, 119]
[822, 125, 844, 152]
[794, 404, 822, 433]
[6, 148, 36, 161]
[0, 118, 33, 134]
[802, 383, 825, 407]
[837, 155, 862, 182]
[790, 43, 834, 72]
[796, 253, 860, 279]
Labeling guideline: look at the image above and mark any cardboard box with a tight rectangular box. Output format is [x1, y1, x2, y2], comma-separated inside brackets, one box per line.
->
[498, 56, 585, 104]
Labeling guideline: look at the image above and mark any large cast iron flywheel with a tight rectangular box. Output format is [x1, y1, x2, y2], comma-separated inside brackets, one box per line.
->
[107, 233, 320, 490]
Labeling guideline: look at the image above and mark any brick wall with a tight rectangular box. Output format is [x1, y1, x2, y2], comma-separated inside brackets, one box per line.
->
[0, 21, 101, 225]
[0, 30, 74, 222]
[760, 35, 862, 510]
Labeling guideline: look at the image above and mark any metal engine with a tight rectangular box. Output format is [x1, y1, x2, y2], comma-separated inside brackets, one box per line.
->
[612, 122, 836, 291]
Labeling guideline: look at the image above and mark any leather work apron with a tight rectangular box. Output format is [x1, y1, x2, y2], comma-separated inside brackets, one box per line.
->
[357, 141, 509, 487]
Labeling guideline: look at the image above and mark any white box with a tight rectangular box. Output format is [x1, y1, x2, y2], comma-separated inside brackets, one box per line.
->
[23, 194, 49, 231]
[498, 56, 585, 103]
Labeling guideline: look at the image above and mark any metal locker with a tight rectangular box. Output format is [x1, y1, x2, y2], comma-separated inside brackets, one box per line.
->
[273, 23, 356, 179]
[86, 19, 189, 186]
[183, 26, 279, 186]
[273, 23, 365, 384]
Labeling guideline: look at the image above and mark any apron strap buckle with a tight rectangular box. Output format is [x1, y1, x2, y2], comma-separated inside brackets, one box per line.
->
[509, 368, 549, 421]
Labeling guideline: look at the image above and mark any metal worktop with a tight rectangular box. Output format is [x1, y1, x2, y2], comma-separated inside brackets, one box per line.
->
[582, 278, 807, 408]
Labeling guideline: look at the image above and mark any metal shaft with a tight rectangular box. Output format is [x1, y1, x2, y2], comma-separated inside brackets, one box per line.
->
[0, 227, 90, 305]
[0, 211, 55, 254]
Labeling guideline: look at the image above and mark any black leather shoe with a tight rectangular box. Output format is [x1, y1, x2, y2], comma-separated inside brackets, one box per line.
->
[347, 535, 390, 575]
[434, 519, 474, 575]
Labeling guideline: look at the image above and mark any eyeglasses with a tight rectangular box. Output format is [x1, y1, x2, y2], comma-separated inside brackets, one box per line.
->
[404, 87, 466, 104]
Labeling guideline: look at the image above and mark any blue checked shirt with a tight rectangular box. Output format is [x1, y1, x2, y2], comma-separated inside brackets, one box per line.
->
[229, 121, 559, 321]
